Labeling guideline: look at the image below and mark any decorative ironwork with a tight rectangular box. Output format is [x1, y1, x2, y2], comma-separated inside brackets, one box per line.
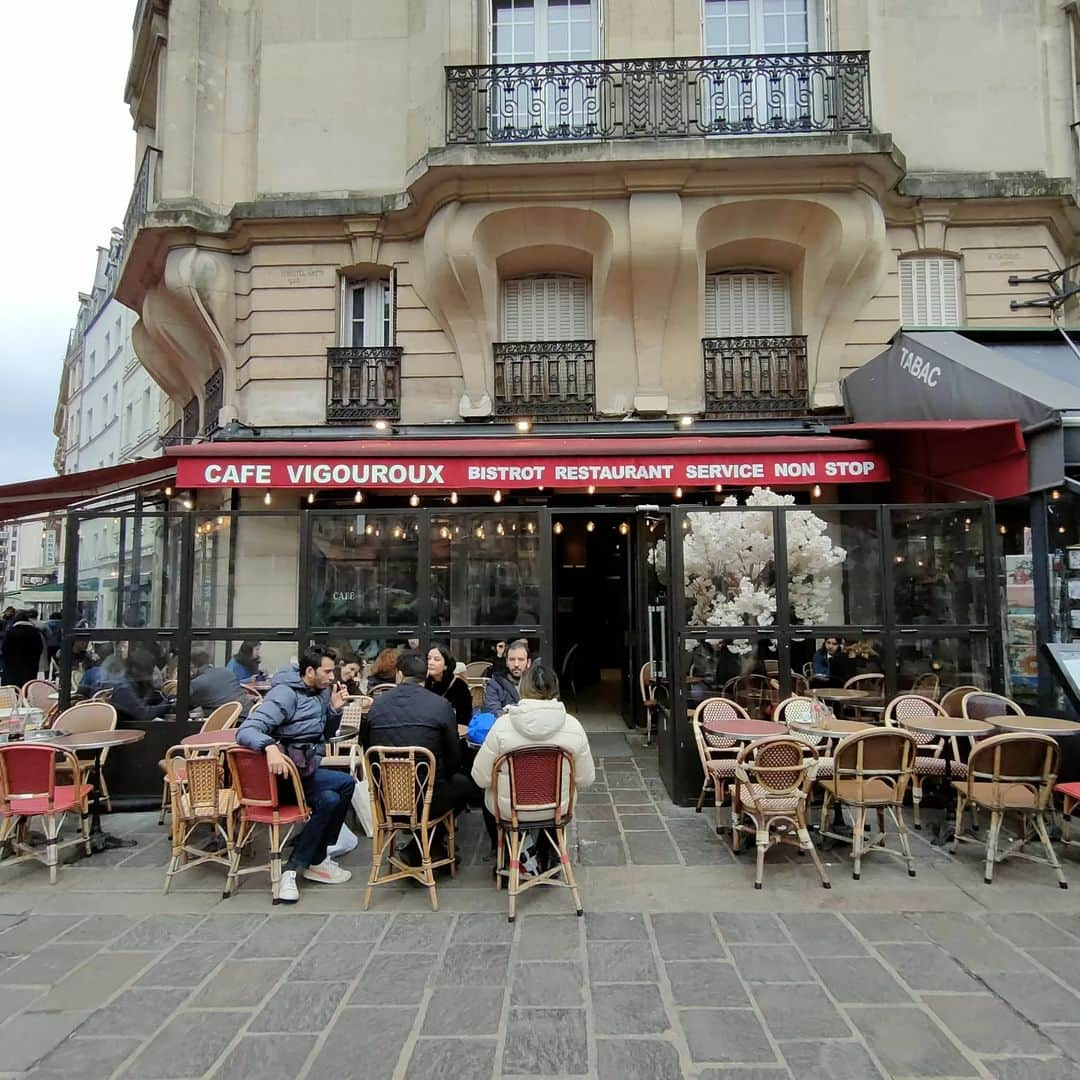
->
[447, 52, 870, 144]
[161, 419, 182, 447]
[327, 346, 402, 422]
[203, 369, 223, 434]
[122, 146, 159, 249]
[702, 336, 809, 418]
[493, 340, 596, 420]
[182, 396, 200, 440]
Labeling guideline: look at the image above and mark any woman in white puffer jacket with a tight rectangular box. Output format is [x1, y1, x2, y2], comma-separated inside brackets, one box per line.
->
[471, 662, 596, 851]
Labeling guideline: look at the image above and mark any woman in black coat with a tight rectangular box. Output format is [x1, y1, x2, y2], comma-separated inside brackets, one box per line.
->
[2, 613, 44, 688]
[424, 643, 473, 728]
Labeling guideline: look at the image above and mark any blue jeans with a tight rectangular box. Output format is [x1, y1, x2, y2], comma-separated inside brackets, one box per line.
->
[285, 768, 356, 871]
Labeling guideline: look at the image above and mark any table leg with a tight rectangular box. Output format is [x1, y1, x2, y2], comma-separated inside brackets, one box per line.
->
[84, 749, 137, 854]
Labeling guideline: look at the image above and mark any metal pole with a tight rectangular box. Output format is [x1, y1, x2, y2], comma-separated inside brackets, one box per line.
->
[59, 511, 80, 711]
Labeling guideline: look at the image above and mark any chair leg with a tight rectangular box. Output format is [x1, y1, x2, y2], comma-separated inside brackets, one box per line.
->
[714, 782, 726, 836]
[419, 823, 438, 912]
[555, 824, 584, 916]
[891, 805, 916, 877]
[1032, 812, 1068, 889]
[45, 813, 58, 885]
[912, 778, 923, 829]
[754, 822, 767, 890]
[99, 770, 112, 814]
[984, 811, 1002, 884]
[495, 825, 506, 891]
[158, 777, 170, 826]
[951, 794, 966, 854]
[447, 816, 457, 880]
[507, 830, 521, 923]
[852, 806, 866, 880]
[80, 796, 91, 857]
[696, 778, 710, 813]
[363, 828, 390, 911]
[798, 821, 831, 889]
[269, 825, 283, 903]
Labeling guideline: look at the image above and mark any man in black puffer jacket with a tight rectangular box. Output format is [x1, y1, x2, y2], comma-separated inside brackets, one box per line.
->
[362, 650, 471, 821]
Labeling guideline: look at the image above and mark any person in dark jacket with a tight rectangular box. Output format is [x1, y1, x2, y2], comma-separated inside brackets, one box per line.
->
[484, 639, 531, 716]
[363, 651, 471, 821]
[236, 648, 354, 903]
[43, 613, 62, 668]
[104, 647, 173, 724]
[2, 612, 45, 688]
[227, 640, 262, 681]
[77, 642, 115, 697]
[425, 643, 473, 728]
[189, 649, 251, 717]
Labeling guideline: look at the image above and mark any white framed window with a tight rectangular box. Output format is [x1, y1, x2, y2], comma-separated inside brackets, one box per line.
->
[501, 275, 591, 341]
[703, 0, 813, 55]
[704, 271, 792, 336]
[86, 407, 94, 438]
[88, 351, 96, 379]
[340, 276, 394, 348]
[142, 387, 151, 431]
[491, 0, 598, 63]
[899, 256, 963, 327]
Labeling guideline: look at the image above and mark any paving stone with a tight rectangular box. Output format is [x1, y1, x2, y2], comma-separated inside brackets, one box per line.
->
[585, 911, 649, 940]
[0, 983, 42, 1020]
[780, 1040, 886, 1080]
[112, 915, 205, 952]
[405, 1038, 497, 1080]
[596, 1038, 684, 1080]
[379, 912, 454, 953]
[188, 913, 268, 942]
[350, 953, 435, 1005]
[448, 912, 516, 944]
[985, 913, 1067, 949]
[625, 831, 680, 864]
[812, 956, 912, 1004]
[713, 912, 783, 943]
[29, 950, 150, 1011]
[926, 994, 1057, 1055]
[316, 912, 388, 942]
[729, 944, 811, 984]
[2, 943, 98, 985]
[210, 1033, 316, 1080]
[435, 944, 511, 986]
[55, 914, 138, 943]
[290, 941, 372, 981]
[575, 803, 617, 821]
[1026, 947, 1080, 992]
[588, 940, 659, 982]
[651, 912, 725, 960]
[0, 914, 81, 953]
[1042, 913, 1080, 941]
[195, 958, 292, 1007]
[249, 979, 349, 1032]
[575, 820, 622, 841]
[135, 939, 234, 988]
[421, 986, 505, 1035]
[233, 914, 328, 958]
[576, 838, 626, 865]
[875, 942, 986, 992]
[681, 1008, 776, 1064]
[985, 1061, 1080, 1080]
[847, 1005, 979, 1077]
[842, 912, 927, 942]
[26, 1034, 142, 1079]
[307, 1007, 416, 1079]
[125, 1010, 247, 1078]
[978, 971, 1080, 1024]
[0, 1009, 91, 1072]
[698, 1070, 791, 1080]
[617, 812, 664, 829]
[752, 983, 850, 1039]
[502, 1007, 588, 1075]
[1044, 1023, 1080, 1058]
[510, 961, 585, 1007]
[592, 983, 670, 1034]
[912, 912, 1037, 974]
[85, 987, 192, 1037]
[664, 960, 750, 1007]
[517, 914, 581, 960]
[780, 913, 867, 957]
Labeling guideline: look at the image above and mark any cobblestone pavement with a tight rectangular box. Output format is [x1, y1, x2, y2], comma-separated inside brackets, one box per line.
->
[2, 734, 1080, 1078]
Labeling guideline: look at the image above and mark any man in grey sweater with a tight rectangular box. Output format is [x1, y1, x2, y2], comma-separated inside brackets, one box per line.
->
[189, 650, 251, 717]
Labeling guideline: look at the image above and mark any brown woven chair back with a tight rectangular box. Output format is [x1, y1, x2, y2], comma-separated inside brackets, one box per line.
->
[790, 672, 810, 696]
[694, 697, 751, 752]
[844, 673, 884, 696]
[940, 685, 982, 716]
[20, 680, 57, 712]
[341, 700, 366, 728]
[0, 686, 18, 711]
[201, 702, 243, 733]
[365, 746, 436, 830]
[885, 694, 944, 726]
[725, 674, 779, 718]
[833, 728, 916, 803]
[966, 733, 1059, 809]
[911, 673, 941, 700]
[55, 701, 117, 735]
[738, 737, 811, 796]
[962, 691, 1024, 721]
[464, 661, 490, 680]
[774, 695, 815, 727]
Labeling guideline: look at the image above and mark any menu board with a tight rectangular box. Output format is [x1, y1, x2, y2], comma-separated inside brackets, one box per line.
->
[1045, 644, 1080, 714]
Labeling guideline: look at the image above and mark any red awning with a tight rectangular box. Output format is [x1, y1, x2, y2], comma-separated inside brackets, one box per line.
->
[0, 456, 175, 522]
[837, 419, 1026, 500]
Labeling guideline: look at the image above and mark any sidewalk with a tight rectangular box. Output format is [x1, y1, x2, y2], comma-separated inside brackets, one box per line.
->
[1, 734, 1079, 1078]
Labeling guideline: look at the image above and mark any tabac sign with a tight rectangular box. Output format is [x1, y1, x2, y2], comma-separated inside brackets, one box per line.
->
[176, 451, 888, 491]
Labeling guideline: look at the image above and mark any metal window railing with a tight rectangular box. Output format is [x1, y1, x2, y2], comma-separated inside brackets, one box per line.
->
[702, 335, 809, 418]
[326, 346, 402, 422]
[493, 340, 596, 420]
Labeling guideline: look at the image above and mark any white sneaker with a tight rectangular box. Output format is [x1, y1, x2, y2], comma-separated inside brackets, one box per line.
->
[327, 823, 359, 860]
[277, 869, 299, 904]
[303, 858, 352, 885]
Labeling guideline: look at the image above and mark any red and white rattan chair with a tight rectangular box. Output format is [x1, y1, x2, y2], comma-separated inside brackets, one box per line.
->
[691, 697, 751, 834]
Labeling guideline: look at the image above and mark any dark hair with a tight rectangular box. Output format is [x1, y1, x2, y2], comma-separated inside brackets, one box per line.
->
[340, 652, 360, 667]
[397, 650, 427, 680]
[94, 642, 114, 663]
[26, 610, 38, 620]
[520, 662, 559, 701]
[126, 646, 159, 699]
[507, 638, 530, 656]
[190, 649, 212, 669]
[371, 647, 398, 678]
[426, 642, 455, 683]
[298, 648, 333, 679]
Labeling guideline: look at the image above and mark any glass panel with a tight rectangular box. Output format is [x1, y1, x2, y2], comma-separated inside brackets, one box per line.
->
[493, 0, 536, 63]
[998, 501, 1038, 709]
[786, 507, 881, 626]
[790, 634, 879, 688]
[703, 0, 751, 55]
[891, 508, 987, 625]
[310, 514, 418, 627]
[644, 513, 669, 681]
[682, 508, 775, 630]
[69, 634, 181, 725]
[894, 635, 991, 697]
[448, 636, 542, 666]
[189, 639, 301, 687]
[685, 636, 780, 717]
[431, 513, 542, 626]
[192, 513, 232, 629]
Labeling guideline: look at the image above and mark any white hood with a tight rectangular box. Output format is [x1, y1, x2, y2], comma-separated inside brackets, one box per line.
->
[505, 698, 568, 741]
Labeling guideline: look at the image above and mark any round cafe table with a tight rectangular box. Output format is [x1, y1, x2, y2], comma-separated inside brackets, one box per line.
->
[989, 715, 1080, 736]
[809, 688, 871, 704]
[181, 729, 238, 749]
[703, 716, 786, 742]
[787, 715, 875, 739]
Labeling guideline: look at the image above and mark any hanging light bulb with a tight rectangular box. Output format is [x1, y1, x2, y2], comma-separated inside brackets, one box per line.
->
[181, 495, 194, 510]
[586, 520, 595, 532]
[998, 524, 1007, 535]
[618, 521, 630, 536]
[216, 516, 225, 526]
[714, 484, 723, 494]
[515, 418, 532, 433]
[525, 521, 535, 534]
[164, 486, 173, 497]
[373, 419, 390, 432]
[1052, 489, 1062, 501]
[263, 491, 272, 505]
[409, 493, 420, 507]
[365, 524, 374, 536]
[450, 491, 459, 505]
[682, 519, 691, 530]
[354, 490, 364, 504]
[811, 484, 822, 498]
[679, 415, 694, 428]
[496, 521, 505, 536]
[553, 521, 564, 535]
[587, 484, 596, 495]
[493, 489, 502, 504]
[674, 487, 683, 499]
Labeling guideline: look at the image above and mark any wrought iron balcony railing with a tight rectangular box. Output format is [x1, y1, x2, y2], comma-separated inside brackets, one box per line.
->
[203, 369, 223, 435]
[493, 340, 596, 420]
[327, 346, 402, 422]
[702, 336, 809, 418]
[447, 52, 870, 145]
[122, 146, 160, 247]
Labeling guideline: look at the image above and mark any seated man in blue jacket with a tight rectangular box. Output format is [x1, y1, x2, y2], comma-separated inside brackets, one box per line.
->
[236, 648, 354, 904]
[484, 639, 531, 716]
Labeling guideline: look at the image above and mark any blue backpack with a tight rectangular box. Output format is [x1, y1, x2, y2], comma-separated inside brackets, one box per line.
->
[466, 711, 496, 746]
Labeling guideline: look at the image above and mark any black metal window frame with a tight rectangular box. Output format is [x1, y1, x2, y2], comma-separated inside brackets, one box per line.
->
[326, 346, 402, 422]
[492, 339, 596, 420]
[181, 396, 199, 440]
[702, 335, 809, 418]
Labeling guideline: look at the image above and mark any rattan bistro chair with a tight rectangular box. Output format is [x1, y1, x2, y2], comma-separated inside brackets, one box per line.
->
[819, 728, 918, 880]
[363, 746, 457, 912]
[732, 736, 830, 891]
[911, 672, 941, 701]
[639, 661, 658, 746]
[162, 745, 236, 895]
[952, 732, 1066, 888]
[691, 698, 751, 833]
[885, 694, 957, 828]
[962, 691, 1024, 722]
[158, 701, 243, 825]
[224, 747, 311, 903]
[0, 686, 18, 711]
[52, 701, 118, 812]
[940, 685, 982, 717]
[493, 746, 583, 922]
[20, 679, 57, 712]
[464, 661, 491, 680]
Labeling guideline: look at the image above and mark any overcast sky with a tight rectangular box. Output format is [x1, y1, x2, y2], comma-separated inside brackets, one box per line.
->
[0, 4, 136, 485]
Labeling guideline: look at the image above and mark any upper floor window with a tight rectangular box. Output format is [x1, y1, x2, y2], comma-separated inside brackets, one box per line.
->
[341, 277, 394, 348]
[703, 0, 812, 56]
[501, 275, 591, 341]
[88, 351, 96, 379]
[492, 0, 598, 63]
[705, 271, 792, 336]
[899, 256, 963, 328]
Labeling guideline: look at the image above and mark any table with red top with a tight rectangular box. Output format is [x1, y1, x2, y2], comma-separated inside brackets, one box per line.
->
[181, 729, 238, 749]
[702, 717, 787, 742]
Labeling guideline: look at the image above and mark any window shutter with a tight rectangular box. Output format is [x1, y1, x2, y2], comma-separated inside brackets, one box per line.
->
[706, 272, 791, 336]
[899, 256, 962, 327]
[501, 275, 590, 341]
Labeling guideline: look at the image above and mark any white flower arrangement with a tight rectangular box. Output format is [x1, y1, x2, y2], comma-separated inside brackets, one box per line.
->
[648, 487, 846, 654]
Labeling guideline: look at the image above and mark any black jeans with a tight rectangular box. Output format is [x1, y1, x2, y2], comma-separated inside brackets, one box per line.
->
[285, 768, 356, 872]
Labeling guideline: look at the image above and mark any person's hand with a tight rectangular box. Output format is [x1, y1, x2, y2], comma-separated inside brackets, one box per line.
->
[266, 744, 290, 778]
[495, 642, 506, 657]
[330, 682, 348, 712]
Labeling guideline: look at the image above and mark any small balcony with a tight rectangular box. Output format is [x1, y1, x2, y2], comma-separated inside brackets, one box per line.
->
[327, 346, 402, 422]
[122, 146, 160, 248]
[702, 336, 809, 419]
[446, 52, 871, 145]
[493, 340, 596, 420]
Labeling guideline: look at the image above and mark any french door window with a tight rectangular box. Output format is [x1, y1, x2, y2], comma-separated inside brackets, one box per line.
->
[342, 278, 393, 348]
[705, 271, 792, 337]
[703, 0, 812, 56]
